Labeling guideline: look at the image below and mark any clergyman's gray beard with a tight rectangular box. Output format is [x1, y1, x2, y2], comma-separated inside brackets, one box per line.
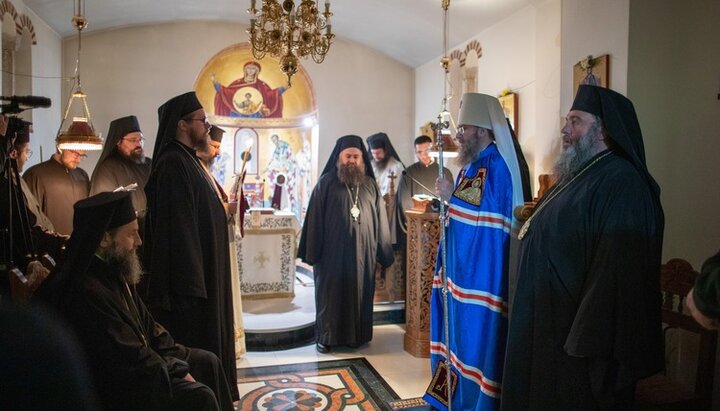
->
[129, 151, 146, 164]
[337, 163, 366, 186]
[553, 125, 602, 181]
[105, 245, 143, 285]
[455, 135, 482, 166]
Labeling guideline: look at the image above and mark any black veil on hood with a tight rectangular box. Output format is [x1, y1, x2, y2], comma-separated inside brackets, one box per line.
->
[321, 134, 376, 180]
[91, 115, 142, 181]
[151, 92, 203, 172]
[366, 132, 402, 165]
[570, 85, 661, 200]
[34, 191, 137, 309]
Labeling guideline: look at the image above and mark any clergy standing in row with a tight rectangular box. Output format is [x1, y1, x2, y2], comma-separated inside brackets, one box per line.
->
[366, 132, 404, 246]
[90, 115, 152, 218]
[426, 93, 524, 411]
[143, 91, 238, 400]
[23, 142, 90, 235]
[502, 85, 664, 409]
[298, 135, 394, 353]
[395, 135, 453, 248]
[197, 124, 246, 359]
[367, 132, 405, 302]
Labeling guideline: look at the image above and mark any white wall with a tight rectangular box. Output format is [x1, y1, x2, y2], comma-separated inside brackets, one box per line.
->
[26, 6, 61, 166]
[414, 1, 561, 192]
[627, 0, 720, 270]
[59, 21, 414, 175]
[2, 1, 61, 168]
[560, 0, 629, 110]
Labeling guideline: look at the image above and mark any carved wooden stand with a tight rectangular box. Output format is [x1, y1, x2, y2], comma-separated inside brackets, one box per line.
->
[403, 208, 441, 357]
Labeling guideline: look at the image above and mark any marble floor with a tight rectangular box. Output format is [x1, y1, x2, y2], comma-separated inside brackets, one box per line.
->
[236, 323, 432, 401]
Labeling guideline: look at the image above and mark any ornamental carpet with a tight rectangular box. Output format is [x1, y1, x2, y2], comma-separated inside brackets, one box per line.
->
[236, 357, 401, 410]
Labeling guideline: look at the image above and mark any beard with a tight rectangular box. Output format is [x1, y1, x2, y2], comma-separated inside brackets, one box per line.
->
[337, 162, 366, 186]
[121, 148, 145, 164]
[104, 244, 144, 285]
[455, 133, 483, 167]
[372, 156, 389, 172]
[553, 122, 603, 182]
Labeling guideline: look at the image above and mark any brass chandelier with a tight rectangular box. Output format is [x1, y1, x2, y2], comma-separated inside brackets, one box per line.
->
[57, 0, 102, 151]
[247, 0, 334, 86]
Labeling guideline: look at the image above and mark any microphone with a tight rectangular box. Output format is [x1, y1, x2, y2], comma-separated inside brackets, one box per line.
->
[0, 95, 52, 108]
[401, 170, 439, 199]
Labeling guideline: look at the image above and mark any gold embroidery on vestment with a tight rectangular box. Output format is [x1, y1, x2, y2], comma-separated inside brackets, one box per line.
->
[453, 168, 486, 206]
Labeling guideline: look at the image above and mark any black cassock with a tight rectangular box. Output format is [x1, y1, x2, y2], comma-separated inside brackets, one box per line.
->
[502, 151, 664, 409]
[64, 256, 234, 411]
[298, 172, 394, 347]
[144, 141, 237, 400]
[90, 154, 152, 215]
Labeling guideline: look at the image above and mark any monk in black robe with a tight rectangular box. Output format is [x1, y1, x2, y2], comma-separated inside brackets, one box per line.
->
[298, 135, 394, 353]
[396, 135, 453, 236]
[143, 92, 238, 400]
[90, 115, 152, 216]
[1, 119, 66, 297]
[36, 191, 233, 411]
[23, 146, 90, 235]
[502, 85, 664, 409]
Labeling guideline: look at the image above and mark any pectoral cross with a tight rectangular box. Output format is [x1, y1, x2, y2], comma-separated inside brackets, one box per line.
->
[388, 171, 397, 196]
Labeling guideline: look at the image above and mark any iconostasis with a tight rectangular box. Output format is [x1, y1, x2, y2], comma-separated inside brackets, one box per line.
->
[194, 43, 317, 220]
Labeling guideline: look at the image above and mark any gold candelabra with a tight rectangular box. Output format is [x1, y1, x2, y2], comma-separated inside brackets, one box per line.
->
[247, 0, 334, 86]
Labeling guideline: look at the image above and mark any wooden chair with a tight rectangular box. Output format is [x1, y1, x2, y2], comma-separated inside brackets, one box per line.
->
[635, 258, 718, 410]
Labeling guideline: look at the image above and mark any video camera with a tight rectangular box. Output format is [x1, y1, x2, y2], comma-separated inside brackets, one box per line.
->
[0, 96, 48, 167]
[0, 95, 51, 115]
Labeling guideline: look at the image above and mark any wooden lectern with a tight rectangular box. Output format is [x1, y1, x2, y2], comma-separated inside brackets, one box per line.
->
[404, 199, 441, 357]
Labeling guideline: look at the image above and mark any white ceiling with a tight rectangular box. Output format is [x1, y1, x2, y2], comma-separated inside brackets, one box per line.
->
[24, 0, 535, 68]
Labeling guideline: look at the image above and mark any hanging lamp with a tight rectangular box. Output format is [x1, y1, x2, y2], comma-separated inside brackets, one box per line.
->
[56, 0, 102, 151]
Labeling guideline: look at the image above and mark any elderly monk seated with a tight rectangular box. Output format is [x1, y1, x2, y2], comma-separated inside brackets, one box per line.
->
[35, 191, 234, 411]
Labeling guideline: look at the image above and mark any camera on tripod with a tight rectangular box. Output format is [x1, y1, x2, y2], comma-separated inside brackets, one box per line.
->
[1, 95, 54, 303]
[0, 95, 52, 115]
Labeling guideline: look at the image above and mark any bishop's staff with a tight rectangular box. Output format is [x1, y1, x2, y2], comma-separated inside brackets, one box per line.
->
[428, 1, 457, 406]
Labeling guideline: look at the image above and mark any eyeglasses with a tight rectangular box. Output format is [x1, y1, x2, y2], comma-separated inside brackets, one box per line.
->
[66, 150, 88, 158]
[185, 117, 210, 126]
[457, 126, 466, 135]
[122, 136, 145, 145]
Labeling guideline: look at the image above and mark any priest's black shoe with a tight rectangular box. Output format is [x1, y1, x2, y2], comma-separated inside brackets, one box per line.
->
[316, 343, 331, 353]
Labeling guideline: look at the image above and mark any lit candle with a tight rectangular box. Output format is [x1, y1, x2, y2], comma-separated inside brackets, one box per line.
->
[250, 0, 256, 13]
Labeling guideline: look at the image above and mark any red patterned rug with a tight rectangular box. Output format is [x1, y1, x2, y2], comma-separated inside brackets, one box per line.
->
[237, 357, 400, 410]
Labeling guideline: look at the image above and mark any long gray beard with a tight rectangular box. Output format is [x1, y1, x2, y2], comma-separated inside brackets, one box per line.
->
[337, 163, 366, 186]
[553, 123, 602, 182]
[455, 134, 483, 167]
[105, 245, 144, 285]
